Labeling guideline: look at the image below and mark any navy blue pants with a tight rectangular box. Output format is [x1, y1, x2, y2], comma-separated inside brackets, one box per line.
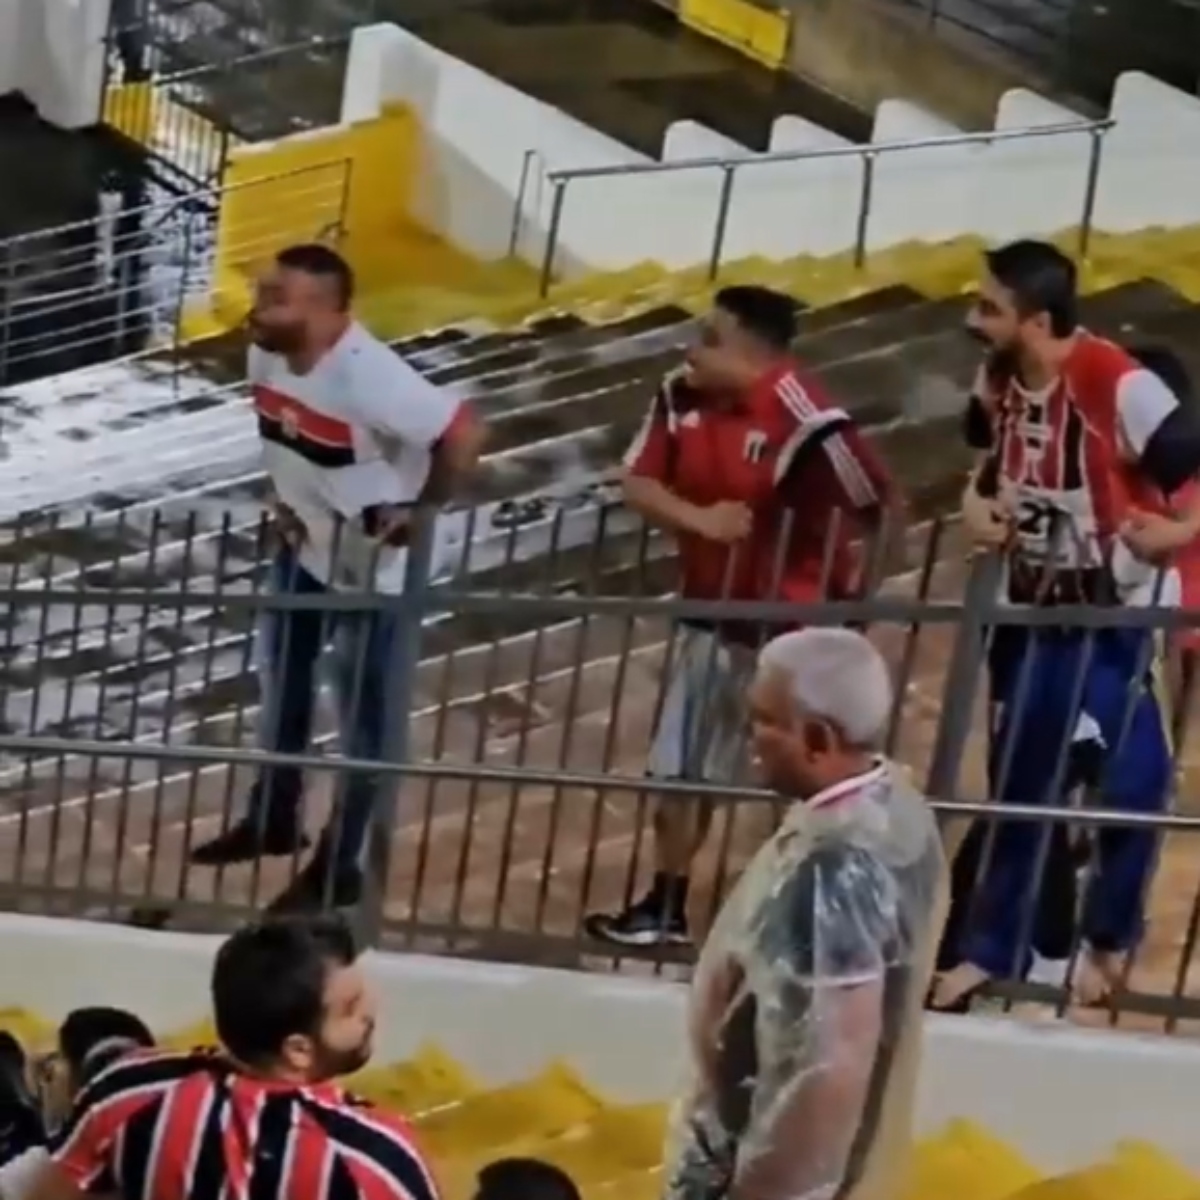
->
[958, 626, 1172, 978]
[252, 549, 402, 871]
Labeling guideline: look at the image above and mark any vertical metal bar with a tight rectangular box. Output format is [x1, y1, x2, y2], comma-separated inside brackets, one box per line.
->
[925, 552, 999, 800]
[538, 180, 567, 298]
[1076, 128, 1105, 260]
[508, 149, 538, 259]
[708, 166, 737, 281]
[853, 152, 877, 271]
[358, 510, 436, 948]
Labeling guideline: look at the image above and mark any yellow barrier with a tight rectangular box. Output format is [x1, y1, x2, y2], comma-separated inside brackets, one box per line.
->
[102, 82, 234, 179]
[180, 104, 421, 340]
[678, 0, 791, 69]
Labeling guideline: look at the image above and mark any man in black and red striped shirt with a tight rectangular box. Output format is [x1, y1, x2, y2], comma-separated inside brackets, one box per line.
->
[26, 916, 439, 1200]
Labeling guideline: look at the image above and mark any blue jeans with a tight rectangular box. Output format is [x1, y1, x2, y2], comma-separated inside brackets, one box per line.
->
[253, 549, 402, 871]
[960, 626, 1171, 977]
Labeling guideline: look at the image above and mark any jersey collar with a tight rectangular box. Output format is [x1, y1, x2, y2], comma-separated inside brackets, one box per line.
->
[807, 758, 888, 809]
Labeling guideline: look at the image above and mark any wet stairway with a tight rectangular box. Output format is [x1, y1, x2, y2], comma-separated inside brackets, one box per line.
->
[0, 267, 1195, 935]
[3, 1009, 1200, 1200]
[140, 0, 871, 153]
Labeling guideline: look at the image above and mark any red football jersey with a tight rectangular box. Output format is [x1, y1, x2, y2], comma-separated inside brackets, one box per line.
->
[624, 362, 892, 623]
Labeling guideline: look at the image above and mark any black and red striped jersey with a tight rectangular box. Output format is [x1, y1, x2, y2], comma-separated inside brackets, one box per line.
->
[51, 1049, 439, 1200]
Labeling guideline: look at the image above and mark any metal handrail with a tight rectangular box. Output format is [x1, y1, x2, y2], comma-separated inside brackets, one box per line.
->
[536, 117, 1114, 294]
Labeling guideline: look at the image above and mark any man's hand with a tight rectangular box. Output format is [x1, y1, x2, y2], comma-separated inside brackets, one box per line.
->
[369, 504, 413, 547]
[270, 499, 306, 549]
[1121, 508, 1195, 563]
[692, 502, 753, 544]
[961, 483, 1012, 549]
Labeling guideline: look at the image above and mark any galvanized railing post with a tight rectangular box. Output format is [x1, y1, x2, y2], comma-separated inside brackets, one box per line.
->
[925, 552, 1002, 804]
[1077, 126, 1106, 260]
[853, 151, 877, 270]
[538, 179, 567, 298]
[359, 510, 436, 947]
[509, 148, 538, 259]
[708, 165, 737, 280]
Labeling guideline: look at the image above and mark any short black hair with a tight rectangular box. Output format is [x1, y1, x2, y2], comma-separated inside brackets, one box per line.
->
[475, 1159, 581, 1200]
[984, 239, 1077, 337]
[1129, 344, 1193, 406]
[211, 915, 358, 1067]
[275, 242, 354, 310]
[715, 284, 798, 352]
[58, 1008, 154, 1076]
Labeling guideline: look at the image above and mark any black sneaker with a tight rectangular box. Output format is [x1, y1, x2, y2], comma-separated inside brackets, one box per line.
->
[189, 816, 310, 867]
[266, 857, 364, 915]
[583, 898, 690, 948]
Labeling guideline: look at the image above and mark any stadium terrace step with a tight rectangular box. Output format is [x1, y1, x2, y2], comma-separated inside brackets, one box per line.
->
[3, 276, 1200, 930]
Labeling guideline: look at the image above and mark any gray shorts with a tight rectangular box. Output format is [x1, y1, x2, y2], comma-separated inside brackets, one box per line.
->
[647, 625, 756, 785]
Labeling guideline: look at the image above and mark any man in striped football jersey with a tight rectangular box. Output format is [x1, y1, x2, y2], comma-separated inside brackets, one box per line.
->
[25, 915, 439, 1200]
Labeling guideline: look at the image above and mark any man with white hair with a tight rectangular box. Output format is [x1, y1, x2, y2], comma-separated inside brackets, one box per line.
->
[664, 628, 946, 1200]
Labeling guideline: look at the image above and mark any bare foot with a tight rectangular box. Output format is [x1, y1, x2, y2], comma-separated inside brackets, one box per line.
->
[1071, 948, 1129, 1006]
[929, 962, 992, 1010]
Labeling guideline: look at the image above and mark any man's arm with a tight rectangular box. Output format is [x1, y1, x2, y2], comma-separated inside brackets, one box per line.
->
[24, 1068, 143, 1200]
[775, 412, 906, 583]
[622, 379, 745, 542]
[1116, 367, 1200, 557]
[728, 843, 898, 1200]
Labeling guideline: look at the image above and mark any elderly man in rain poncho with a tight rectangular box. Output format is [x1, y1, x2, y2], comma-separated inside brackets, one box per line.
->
[664, 628, 947, 1200]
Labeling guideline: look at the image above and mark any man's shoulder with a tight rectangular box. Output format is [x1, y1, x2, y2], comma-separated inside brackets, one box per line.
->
[337, 322, 429, 391]
[86, 1048, 225, 1096]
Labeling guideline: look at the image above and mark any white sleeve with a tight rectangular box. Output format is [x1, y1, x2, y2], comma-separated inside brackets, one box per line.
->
[0, 1147, 49, 1200]
[345, 340, 463, 449]
[1116, 367, 1179, 457]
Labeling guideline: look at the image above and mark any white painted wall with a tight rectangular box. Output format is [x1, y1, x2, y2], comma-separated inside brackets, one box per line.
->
[5, 912, 1200, 1174]
[343, 22, 1200, 278]
[0, 0, 112, 129]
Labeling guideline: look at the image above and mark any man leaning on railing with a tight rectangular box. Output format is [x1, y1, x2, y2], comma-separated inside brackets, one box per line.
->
[931, 239, 1200, 1012]
[187, 243, 484, 914]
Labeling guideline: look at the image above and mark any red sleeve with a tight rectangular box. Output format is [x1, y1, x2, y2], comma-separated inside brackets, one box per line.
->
[622, 387, 672, 480]
[778, 420, 892, 512]
[52, 1075, 154, 1189]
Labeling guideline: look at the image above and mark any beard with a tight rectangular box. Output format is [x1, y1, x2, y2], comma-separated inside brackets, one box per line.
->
[248, 318, 306, 354]
[313, 1032, 373, 1081]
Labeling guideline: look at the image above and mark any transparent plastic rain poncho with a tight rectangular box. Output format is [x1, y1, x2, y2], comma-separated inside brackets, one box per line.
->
[663, 763, 947, 1200]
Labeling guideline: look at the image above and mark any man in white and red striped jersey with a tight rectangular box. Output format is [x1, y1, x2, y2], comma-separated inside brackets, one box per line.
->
[189, 244, 484, 912]
[26, 915, 439, 1200]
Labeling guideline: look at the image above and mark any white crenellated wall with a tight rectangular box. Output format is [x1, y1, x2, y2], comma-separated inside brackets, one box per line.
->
[0, 0, 112, 129]
[343, 22, 1200, 278]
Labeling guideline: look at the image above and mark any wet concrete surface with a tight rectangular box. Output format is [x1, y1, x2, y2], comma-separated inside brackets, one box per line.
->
[151, 0, 871, 152]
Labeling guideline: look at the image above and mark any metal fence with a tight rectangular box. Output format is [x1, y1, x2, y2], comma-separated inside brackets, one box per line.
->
[2, 503, 1200, 1030]
[531, 118, 1111, 295]
[0, 160, 351, 385]
[895, 0, 1200, 104]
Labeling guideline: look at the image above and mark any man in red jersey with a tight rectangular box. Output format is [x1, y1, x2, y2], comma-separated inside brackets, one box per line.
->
[27, 915, 439, 1200]
[584, 285, 900, 949]
[932, 241, 1200, 1011]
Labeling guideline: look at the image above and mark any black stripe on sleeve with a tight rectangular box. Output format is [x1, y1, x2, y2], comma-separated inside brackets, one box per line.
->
[1140, 404, 1200, 495]
[963, 394, 993, 451]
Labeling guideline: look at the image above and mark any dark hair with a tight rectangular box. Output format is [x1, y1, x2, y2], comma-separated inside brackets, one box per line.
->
[58, 1008, 154, 1077]
[275, 242, 355, 310]
[211, 915, 358, 1066]
[714, 285, 798, 352]
[1129, 344, 1193, 406]
[475, 1159, 582, 1200]
[984, 239, 1077, 337]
